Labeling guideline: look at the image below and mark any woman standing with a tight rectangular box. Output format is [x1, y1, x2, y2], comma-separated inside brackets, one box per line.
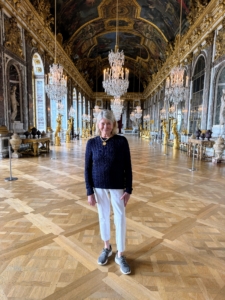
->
[85, 110, 132, 275]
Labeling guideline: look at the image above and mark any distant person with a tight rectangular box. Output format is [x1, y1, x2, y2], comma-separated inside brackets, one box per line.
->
[85, 109, 132, 275]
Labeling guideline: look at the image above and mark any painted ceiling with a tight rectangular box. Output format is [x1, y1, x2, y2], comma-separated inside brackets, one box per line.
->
[31, 0, 192, 92]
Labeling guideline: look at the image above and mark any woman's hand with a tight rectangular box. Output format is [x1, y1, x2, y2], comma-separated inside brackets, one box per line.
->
[120, 192, 130, 207]
[88, 194, 97, 206]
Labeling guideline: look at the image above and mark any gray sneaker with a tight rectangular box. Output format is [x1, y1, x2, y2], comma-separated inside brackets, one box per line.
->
[97, 245, 112, 265]
[115, 252, 131, 274]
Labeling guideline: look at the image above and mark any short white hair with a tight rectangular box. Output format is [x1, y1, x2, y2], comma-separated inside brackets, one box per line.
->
[95, 110, 118, 136]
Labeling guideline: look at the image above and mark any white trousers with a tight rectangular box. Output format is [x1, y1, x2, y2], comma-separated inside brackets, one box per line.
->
[94, 188, 126, 252]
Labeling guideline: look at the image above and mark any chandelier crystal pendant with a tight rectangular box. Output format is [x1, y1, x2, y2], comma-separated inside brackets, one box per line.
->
[45, 0, 67, 102]
[57, 100, 64, 113]
[160, 107, 167, 120]
[93, 105, 101, 117]
[69, 106, 76, 117]
[102, 0, 129, 98]
[165, 1, 188, 105]
[111, 96, 124, 121]
[134, 106, 142, 120]
[130, 111, 135, 122]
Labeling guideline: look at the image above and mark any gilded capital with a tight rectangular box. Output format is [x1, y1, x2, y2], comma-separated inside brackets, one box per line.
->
[205, 32, 214, 47]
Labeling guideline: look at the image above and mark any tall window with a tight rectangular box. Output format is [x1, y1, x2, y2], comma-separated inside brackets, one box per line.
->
[88, 100, 90, 115]
[83, 96, 86, 114]
[215, 67, 225, 124]
[32, 53, 46, 131]
[189, 56, 205, 133]
[73, 88, 78, 132]
[78, 93, 82, 134]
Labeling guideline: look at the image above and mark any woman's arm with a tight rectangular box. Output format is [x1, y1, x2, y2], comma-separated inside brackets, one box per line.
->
[123, 138, 133, 195]
[84, 140, 94, 196]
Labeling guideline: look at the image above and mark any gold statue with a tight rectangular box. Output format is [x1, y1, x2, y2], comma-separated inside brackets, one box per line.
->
[66, 118, 73, 143]
[172, 119, 180, 149]
[55, 114, 62, 146]
[139, 124, 143, 137]
[162, 119, 169, 145]
[92, 123, 95, 135]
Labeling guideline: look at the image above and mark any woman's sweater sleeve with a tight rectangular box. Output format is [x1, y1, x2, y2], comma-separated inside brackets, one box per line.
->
[124, 138, 133, 194]
[84, 140, 94, 196]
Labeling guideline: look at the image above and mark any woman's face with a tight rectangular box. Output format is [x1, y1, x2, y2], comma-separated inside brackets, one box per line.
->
[98, 118, 114, 137]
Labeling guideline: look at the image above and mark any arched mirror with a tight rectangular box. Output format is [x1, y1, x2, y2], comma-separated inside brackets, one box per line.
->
[189, 56, 205, 133]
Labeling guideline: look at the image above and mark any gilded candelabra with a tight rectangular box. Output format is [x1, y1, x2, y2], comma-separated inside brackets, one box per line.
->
[162, 119, 169, 145]
[55, 114, 62, 146]
[82, 114, 91, 138]
[66, 117, 73, 143]
[172, 119, 180, 149]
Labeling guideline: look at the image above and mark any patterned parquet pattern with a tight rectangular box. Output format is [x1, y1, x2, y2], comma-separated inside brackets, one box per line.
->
[0, 136, 225, 300]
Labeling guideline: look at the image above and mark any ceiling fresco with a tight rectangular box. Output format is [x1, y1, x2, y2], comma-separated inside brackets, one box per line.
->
[138, 0, 190, 41]
[30, 0, 192, 92]
[91, 33, 148, 60]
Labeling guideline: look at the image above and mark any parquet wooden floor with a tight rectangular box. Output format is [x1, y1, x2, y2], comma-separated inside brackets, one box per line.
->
[0, 136, 225, 300]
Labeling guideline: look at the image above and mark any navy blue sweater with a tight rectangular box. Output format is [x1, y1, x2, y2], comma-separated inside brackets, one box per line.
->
[85, 135, 132, 196]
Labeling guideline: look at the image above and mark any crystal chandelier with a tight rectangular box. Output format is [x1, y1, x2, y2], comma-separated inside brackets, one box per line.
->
[165, 67, 188, 105]
[160, 107, 166, 119]
[93, 105, 101, 123]
[45, 0, 67, 102]
[168, 103, 176, 118]
[165, 1, 188, 105]
[134, 106, 142, 120]
[143, 114, 150, 122]
[69, 106, 76, 117]
[130, 111, 135, 122]
[143, 114, 150, 129]
[102, 0, 129, 98]
[57, 101, 64, 113]
[111, 97, 124, 121]
[82, 114, 91, 123]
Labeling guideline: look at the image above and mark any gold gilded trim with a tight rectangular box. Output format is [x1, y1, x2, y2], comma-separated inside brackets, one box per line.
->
[1, 0, 92, 97]
[143, 0, 225, 98]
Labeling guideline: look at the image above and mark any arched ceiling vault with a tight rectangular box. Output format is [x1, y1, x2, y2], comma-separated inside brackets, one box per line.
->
[31, 0, 192, 93]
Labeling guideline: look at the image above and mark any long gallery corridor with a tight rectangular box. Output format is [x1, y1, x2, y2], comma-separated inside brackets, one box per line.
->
[0, 136, 225, 300]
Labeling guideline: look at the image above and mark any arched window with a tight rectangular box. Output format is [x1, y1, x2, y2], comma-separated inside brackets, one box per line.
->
[189, 56, 205, 133]
[215, 67, 225, 124]
[32, 53, 46, 131]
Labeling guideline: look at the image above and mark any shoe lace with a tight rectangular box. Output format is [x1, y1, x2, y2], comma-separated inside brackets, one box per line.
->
[102, 247, 110, 254]
[120, 255, 128, 266]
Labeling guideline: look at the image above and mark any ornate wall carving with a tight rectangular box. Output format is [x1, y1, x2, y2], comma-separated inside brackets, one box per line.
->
[4, 16, 23, 58]
[143, 0, 225, 98]
[32, 0, 54, 29]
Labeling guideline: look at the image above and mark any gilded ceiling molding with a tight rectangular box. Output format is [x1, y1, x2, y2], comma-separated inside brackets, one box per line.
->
[94, 92, 143, 101]
[1, 0, 93, 97]
[32, 0, 54, 29]
[143, 0, 225, 99]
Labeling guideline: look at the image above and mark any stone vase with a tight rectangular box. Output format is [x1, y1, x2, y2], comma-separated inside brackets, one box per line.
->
[213, 136, 225, 161]
[9, 133, 22, 158]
